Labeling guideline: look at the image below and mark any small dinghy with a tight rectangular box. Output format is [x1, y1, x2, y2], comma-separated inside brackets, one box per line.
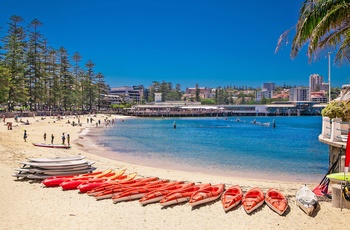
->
[295, 185, 318, 216]
[188, 184, 225, 207]
[242, 187, 264, 214]
[265, 188, 288, 215]
[221, 185, 243, 212]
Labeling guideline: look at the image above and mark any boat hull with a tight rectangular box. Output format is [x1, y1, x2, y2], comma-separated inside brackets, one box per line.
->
[242, 187, 265, 214]
[295, 185, 318, 216]
[265, 188, 288, 215]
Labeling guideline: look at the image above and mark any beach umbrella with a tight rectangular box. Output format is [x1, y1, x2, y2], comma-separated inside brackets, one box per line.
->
[345, 131, 350, 174]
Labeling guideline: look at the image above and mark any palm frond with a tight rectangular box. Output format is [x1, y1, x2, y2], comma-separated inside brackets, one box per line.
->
[274, 28, 293, 54]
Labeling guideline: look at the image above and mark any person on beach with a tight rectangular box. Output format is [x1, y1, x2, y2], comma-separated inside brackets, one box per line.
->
[2, 115, 5, 123]
[43, 133, 46, 141]
[62, 133, 66, 145]
[51, 134, 54, 144]
[173, 121, 176, 129]
[67, 134, 70, 146]
[23, 130, 27, 142]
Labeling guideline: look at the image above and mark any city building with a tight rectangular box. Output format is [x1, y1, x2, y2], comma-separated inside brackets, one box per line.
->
[154, 93, 162, 102]
[289, 87, 310, 102]
[310, 91, 328, 103]
[185, 85, 212, 99]
[256, 89, 273, 102]
[309, 74, 324, 91]
[109, 86, 144, 103]
[262, 82, 275, 91]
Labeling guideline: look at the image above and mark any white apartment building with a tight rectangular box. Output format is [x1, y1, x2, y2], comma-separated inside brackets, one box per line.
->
[256, 89, 273, 102]
[289, 87, 310, 102]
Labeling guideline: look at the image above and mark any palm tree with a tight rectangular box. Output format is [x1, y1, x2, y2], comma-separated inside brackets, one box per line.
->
[276, 0, 350, 65]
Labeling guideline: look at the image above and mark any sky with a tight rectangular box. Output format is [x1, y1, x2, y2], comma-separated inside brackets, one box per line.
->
[1, 0, 349, 90]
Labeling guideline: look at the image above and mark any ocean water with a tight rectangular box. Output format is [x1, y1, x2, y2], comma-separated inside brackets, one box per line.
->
[94, 116, 329, 183]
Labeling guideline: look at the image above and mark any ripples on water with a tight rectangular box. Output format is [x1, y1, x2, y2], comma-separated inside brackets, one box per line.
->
[95, 116, 329, 182]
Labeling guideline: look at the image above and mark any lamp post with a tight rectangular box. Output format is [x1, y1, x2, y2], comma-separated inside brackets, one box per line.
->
[328, 52, 331, 103]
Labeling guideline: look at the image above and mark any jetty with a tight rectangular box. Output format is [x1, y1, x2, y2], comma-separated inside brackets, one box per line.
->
[122, 101, 325, 117]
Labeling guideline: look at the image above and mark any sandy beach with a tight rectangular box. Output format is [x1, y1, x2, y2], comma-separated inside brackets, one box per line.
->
[1, 114, 349, 230]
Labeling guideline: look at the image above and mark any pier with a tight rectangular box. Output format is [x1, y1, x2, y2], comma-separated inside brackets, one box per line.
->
[122, 102, 325, 117]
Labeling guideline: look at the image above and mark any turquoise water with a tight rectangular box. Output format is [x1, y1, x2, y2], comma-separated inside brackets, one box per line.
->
[95, 116, 329, 182]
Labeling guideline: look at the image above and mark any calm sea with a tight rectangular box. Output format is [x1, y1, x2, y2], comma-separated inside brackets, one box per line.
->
[92, 116, 329, 183]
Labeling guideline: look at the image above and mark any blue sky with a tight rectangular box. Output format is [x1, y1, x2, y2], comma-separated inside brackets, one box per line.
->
[2, 0, 349, 89]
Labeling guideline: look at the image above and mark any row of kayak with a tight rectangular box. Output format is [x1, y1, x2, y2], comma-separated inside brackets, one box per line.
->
[41, 169, 291, 215]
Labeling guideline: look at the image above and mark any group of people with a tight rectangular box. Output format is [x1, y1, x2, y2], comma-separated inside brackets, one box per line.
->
[43, 132, 70, 145]
[23, 131, 70, 146]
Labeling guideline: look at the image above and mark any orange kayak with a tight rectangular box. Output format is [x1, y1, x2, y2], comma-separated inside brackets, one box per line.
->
[265, 188, 288, 215]
[221, 185, 242, 212]
[60, 170, 117, 190]
[188, 184, 225, 207]
[242, 187, 265, 214]
[159, 183, 211, 207]
[94, 179, 164, 200]
[112, 180, 173, 203]
[77, 170, 135, 193]
[87, 177, 158, 196]
[42, 171, 104, 187]
[139, 182, 194, 205]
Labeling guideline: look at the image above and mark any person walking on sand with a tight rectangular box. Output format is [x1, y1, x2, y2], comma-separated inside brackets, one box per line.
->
[44, 133, 46, 141]
[62, 133, 66, 145]
[23, 130, 28, 142]
[67, 134, 70, 146]
[51, 134, 54, 144]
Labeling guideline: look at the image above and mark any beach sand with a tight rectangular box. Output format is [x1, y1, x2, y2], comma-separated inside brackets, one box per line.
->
[1, 114, 349, 230]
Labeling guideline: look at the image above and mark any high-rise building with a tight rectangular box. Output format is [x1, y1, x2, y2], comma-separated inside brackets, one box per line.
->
[289, 87, 310, 102]
[262, 82, 275, 91]
[309, 74, 323, 91]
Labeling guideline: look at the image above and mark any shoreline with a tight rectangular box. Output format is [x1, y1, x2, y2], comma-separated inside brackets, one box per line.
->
[1, 114, 349, 230]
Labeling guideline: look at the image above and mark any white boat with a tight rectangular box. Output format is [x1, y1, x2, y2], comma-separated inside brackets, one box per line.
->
[20, 159, 88, 169]
[26, 156, 85, 162]
[32, 143, 71, 149]
[295, 185, 318, 215]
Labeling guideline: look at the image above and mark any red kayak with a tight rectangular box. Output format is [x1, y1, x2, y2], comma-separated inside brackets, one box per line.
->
[93, 179, 163, 200]
[265, 188, 288, 215]
[221, 185, 243, 212]
[188, 184, 225, 207]
[77, 172, 137, 193]
[42, 171, 104, 187]
[87, 177, 158, 196]
[159, 183, 211, 207]
[112, 180, 172, 203]
[242, 187, 265, 214]
[139, 182, 193, 205]
[60, 171, 118, 190]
